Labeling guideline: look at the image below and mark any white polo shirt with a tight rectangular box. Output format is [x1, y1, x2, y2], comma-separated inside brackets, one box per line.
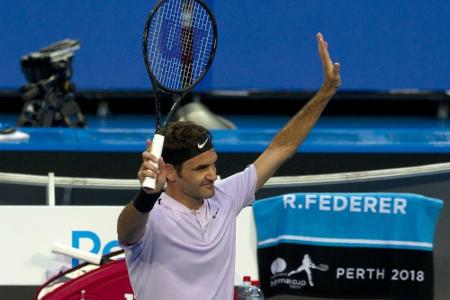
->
[124, 164, 257, 300]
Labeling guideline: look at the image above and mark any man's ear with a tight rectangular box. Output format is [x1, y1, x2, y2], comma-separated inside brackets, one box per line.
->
[165, 164, 177, 183]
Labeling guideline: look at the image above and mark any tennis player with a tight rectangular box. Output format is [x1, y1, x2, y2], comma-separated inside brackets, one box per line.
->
[117, 32, 341, 300]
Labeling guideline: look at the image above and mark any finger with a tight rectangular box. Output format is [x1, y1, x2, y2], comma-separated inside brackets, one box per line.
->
[139, 168, 158, 178]
[138, 169, 159, 181]
[317, 32, 333, 65]
[142, 160, 159, 172]
[317, 34, 332, 74]
[317, 32, 326, 55]
[138, 167, 158, 181]
[333, 63, 341, 87]
[142, 151, 158, 163]
[157, 157, 167, 176]
[333, 62, 341, 76]
[158, 156, 166, 169]
[317, 32, 324, 56]
[316, 32, 323, 41]
[321, 43, 333, 68]
[155, 158, 167, 191]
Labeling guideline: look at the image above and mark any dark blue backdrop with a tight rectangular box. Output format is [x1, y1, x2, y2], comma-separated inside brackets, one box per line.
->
[1, 0, 449, 91]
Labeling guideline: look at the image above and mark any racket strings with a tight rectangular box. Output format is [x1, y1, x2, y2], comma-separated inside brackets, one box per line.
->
[146, 0, 215, 91]
[180, 0, 195, 88]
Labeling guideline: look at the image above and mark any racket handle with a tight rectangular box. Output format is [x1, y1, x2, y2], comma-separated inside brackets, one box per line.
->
[142, 133, 165, 190]
[52, 242, 102, 265]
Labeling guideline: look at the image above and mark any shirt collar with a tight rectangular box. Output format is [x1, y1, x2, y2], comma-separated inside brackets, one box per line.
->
[160, 192, 207, 215]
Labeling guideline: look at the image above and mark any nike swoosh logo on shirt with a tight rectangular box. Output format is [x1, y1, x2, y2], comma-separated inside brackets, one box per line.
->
[198, 137, 209, 149]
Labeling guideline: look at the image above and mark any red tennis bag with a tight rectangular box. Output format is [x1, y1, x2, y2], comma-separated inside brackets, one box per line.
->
[35, 251, 134, 300]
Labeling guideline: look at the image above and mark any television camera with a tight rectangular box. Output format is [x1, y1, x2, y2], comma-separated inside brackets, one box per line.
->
[17, 39, 86, 127]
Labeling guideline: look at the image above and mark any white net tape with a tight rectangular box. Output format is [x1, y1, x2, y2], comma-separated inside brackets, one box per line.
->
[1, 162, 450, 190]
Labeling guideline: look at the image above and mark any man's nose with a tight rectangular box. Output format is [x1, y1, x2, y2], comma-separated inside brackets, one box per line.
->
[206, 168, 217, 181]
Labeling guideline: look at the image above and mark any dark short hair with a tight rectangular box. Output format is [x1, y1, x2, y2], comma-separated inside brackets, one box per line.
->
[162, 121, 213, 168]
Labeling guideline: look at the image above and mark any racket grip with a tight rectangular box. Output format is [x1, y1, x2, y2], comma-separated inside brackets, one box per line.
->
[52, 242, 102, 265]
[142, 133, 165, 190]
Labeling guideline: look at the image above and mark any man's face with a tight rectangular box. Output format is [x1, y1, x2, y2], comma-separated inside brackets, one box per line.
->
[175, 149, 218, 201]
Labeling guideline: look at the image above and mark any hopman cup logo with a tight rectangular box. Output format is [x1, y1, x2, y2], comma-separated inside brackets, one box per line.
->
[270, 254, 329, 289]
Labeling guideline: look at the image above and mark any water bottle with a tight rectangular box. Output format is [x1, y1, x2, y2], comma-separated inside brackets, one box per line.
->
[237, 275, 252, 300]
[250, 280, 264, 299]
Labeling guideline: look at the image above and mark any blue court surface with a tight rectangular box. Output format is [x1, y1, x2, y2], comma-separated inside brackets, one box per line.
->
[1, 114, 450, 153]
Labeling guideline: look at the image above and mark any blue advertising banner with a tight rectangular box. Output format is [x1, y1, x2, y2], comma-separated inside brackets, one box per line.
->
[1, 0, 449, 91]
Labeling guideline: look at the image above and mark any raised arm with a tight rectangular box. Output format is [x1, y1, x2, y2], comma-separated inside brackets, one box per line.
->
[253, 32, 341, 191]
[117, 140, 167, 245]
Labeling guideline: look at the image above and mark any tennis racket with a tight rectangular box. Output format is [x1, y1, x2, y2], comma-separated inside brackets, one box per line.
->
[142, 0, 217, 190]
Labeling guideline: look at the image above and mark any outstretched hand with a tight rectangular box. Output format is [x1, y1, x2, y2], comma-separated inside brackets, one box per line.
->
[317, 32, 341, 90]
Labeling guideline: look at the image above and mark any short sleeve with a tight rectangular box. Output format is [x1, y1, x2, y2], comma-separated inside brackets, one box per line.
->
[121, 210, 159, 265]
[215, 164, 257, 216]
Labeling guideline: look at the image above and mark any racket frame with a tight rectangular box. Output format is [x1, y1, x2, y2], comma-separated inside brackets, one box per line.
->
[142, 0, 218, 93]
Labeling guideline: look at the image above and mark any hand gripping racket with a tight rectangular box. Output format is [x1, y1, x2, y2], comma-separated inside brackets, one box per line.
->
[142, 0, 217, 190]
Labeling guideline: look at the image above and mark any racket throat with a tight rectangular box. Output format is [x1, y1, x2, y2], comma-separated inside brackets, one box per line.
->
[155, 126, 166, 135]
[165, 93, 186, 124]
